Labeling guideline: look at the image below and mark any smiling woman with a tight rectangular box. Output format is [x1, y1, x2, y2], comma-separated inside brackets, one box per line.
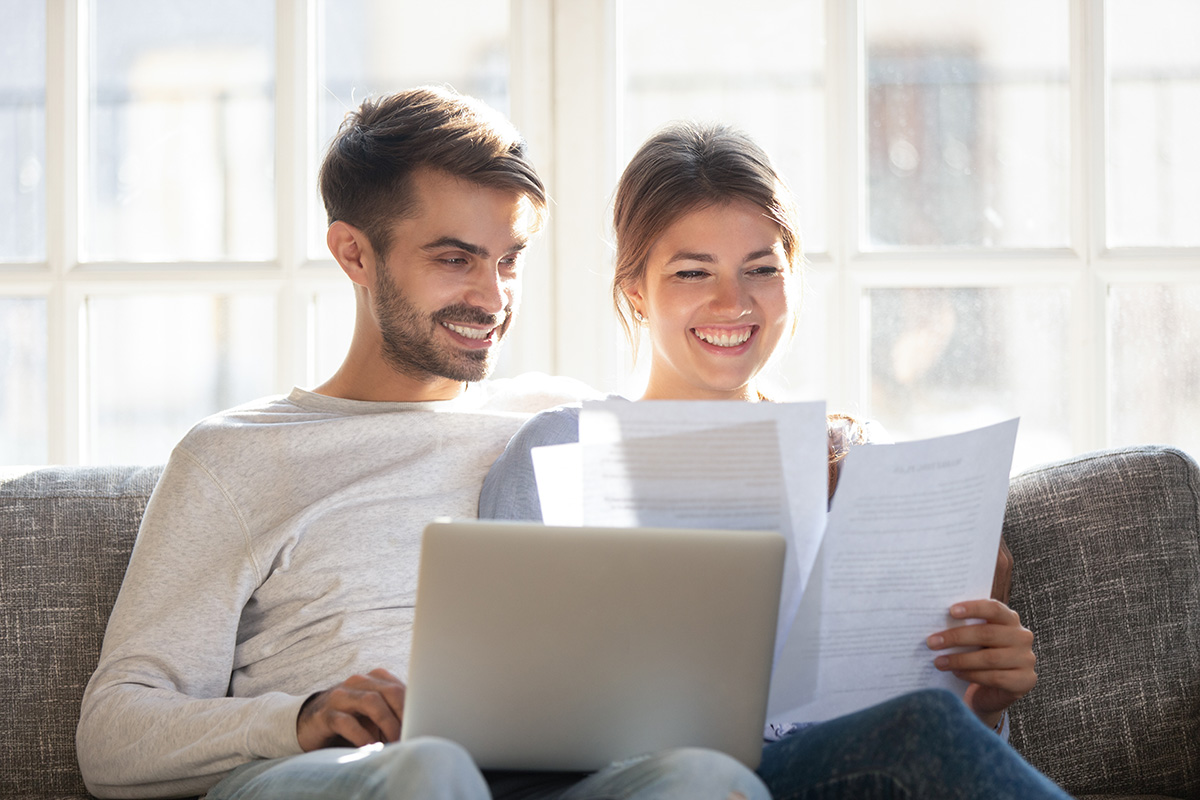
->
[479, 120, 1065, 800]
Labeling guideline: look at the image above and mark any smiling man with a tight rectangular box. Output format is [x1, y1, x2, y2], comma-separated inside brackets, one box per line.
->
[75, 88, 769, 800]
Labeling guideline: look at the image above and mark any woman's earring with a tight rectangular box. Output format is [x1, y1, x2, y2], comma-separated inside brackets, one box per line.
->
[633, 309, 646, 323]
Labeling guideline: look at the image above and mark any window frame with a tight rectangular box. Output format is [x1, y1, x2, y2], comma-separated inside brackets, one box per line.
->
[8, 0, 1200, 465]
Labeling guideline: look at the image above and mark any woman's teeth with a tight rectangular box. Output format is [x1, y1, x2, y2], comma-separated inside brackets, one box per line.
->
[693, 328, 753, 347]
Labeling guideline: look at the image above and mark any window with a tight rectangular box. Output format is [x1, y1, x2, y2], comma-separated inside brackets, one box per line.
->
[3, 0, 1198, 471]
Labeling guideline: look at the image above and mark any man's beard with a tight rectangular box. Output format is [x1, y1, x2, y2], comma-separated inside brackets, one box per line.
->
[374, 263, 512, 383]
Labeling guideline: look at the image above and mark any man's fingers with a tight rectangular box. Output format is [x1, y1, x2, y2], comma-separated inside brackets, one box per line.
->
[324, 686, 403, 743]
[297, 672, 408, 751]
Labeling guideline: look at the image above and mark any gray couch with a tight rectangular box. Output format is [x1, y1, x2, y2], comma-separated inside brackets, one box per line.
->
[2, 446, 1198, 799]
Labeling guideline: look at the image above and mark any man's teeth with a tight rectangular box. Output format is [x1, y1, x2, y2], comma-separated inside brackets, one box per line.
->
[693, 328, 753, 347]
[443, 321, 491, 340]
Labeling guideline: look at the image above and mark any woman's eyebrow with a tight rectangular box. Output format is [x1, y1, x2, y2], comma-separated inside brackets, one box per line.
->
[743, 247, 779, 262]
[664, 251, 716, 265]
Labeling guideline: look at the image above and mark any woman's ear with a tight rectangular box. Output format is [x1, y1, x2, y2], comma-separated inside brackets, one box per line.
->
[327, 221, 374, 288]
[622, 282, 646, 320]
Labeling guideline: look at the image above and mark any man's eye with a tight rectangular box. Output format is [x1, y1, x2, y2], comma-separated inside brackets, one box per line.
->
[439, 257, 468, 266]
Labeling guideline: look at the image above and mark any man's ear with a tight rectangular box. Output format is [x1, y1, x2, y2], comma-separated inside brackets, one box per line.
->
[327, 221, 374, 288]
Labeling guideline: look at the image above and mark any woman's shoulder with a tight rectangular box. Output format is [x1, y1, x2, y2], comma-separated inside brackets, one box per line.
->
[510, 393, 628, 451]
[827, 413, 890, 452]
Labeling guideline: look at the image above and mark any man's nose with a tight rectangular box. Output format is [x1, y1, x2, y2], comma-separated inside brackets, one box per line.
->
[468, 266, 509, 314]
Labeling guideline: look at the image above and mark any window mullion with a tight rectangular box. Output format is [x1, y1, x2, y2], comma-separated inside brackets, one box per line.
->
[1073, 0, 1107, 453]
[274, 0, 312, 392]
[827, 0, 863, 415]
[45, 0, 83, 464]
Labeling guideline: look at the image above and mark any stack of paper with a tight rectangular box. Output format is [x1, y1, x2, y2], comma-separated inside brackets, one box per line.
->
[530, 399, 1018, 728]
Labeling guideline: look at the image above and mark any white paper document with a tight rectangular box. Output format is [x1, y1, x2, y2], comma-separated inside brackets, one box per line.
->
[766, 418, 1019, 726]
[531, 399, 829, 662]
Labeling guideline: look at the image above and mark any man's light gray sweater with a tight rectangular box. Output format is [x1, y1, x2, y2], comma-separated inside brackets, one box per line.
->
[77, 376, 593, 798]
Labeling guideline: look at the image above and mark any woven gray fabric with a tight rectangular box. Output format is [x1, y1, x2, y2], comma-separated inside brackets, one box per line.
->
[1005, 446, 1200, 800]
[0, 466, 163, 800]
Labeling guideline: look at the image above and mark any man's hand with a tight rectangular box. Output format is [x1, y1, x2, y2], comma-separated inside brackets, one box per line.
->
[926, 599, 1036, 729]
[296, 668, 407, 751]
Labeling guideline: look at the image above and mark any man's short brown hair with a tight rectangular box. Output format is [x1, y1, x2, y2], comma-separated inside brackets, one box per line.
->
[319, 86, 547, 258]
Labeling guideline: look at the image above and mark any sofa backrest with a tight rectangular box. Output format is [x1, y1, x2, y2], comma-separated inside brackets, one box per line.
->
[1004, 446, 1200, 799]
[0, 465, 163, 800]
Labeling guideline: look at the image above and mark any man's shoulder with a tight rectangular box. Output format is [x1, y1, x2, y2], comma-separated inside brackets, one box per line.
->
[474, 372, 602, 414]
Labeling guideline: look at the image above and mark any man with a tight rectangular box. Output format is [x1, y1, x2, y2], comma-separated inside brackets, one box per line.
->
[76, 87, 768, 800]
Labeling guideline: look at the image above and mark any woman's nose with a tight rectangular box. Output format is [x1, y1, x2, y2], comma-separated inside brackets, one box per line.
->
[710, 277, 750, 317]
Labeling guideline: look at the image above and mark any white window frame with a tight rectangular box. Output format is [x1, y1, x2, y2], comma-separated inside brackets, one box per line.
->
[8, 0, 1200, 465]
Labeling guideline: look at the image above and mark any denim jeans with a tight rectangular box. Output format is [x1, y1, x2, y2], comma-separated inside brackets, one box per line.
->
[757, 689, 1073, 800]
[205, 738, 769, 800]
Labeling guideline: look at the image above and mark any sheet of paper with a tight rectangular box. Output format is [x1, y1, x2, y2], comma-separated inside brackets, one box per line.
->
[534, 399, 827, 666]
[766, 418, 1019, 726]
[530, 443, 583, 526]
[577, 399, 828, 587]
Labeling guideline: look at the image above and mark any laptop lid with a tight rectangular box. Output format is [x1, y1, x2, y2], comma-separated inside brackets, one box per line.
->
[401, 519, 785, 771]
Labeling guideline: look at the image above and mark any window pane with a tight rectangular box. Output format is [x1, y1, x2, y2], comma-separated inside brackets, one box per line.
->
[1109, 285, 1200, 454]
[0, 297, 48, 464]
[86, 0, 275, 262]
[312, 0, 512, 259]
[619, 0, 827, 253]
[867, 286, 1071, 472]
[0, 0, 46, 262]
[86, 293, 276, 463]
[1106, 0, 1200, 247]
[312, 288, 354, 385]
[760, 272, 833, 403]
[864, 0, 1069, 249]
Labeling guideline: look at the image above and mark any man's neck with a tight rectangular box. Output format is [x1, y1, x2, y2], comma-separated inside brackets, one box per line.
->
[313, 365, 469, 403]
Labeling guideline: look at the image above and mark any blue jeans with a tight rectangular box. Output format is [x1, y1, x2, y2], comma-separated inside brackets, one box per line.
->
[757, 689, 1073, 800]
[204, 738, 769, 800]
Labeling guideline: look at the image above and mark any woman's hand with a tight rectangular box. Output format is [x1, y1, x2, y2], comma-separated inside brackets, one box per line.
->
[926, 599, 1036, 729]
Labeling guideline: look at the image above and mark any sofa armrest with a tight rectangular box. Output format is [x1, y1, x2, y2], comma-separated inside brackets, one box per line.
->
[1003, 446, 1200, 799]
[0, 465, 163, 800]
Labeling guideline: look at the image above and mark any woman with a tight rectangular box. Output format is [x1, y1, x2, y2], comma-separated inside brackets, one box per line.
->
[480, 122, 1065, 799]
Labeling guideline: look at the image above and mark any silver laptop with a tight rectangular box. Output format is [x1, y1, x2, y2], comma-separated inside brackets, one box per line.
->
[401, 519, 785, 771]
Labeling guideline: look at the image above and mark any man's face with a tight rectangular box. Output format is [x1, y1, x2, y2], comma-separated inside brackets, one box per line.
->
[371, 169, 536, 386]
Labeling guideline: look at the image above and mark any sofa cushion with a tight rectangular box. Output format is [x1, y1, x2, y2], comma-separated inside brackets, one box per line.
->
[1004, 446, 1200, 800]
[0, 465, 163, 800]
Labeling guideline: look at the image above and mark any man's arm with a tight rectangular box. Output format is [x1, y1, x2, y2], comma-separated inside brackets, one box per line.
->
[77, 448, 305, 799]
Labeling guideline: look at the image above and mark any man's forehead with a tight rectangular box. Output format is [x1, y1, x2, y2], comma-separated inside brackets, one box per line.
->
[391, 173, 540, 242]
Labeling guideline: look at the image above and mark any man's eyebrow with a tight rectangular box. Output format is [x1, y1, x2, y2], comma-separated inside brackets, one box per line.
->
[422, 237, 488, 258]
[421, 237, 531, 258]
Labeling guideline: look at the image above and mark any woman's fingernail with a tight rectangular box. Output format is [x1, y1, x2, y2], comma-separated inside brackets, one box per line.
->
[927, 634, 944, 648]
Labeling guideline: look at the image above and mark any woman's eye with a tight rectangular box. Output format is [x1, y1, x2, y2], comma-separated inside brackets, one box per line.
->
[749, 266, 782, 277]
[674, 270, 707, 280]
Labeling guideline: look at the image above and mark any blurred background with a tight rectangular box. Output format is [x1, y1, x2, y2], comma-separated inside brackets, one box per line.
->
[1, 0, 1197, 472]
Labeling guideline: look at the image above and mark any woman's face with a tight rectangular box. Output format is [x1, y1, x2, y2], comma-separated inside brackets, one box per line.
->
[626, 200, 795, 401]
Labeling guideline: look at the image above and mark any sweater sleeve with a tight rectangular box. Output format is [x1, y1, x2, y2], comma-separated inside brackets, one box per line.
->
[77, 446, 307, 799]
[478, 404, 583, 522]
